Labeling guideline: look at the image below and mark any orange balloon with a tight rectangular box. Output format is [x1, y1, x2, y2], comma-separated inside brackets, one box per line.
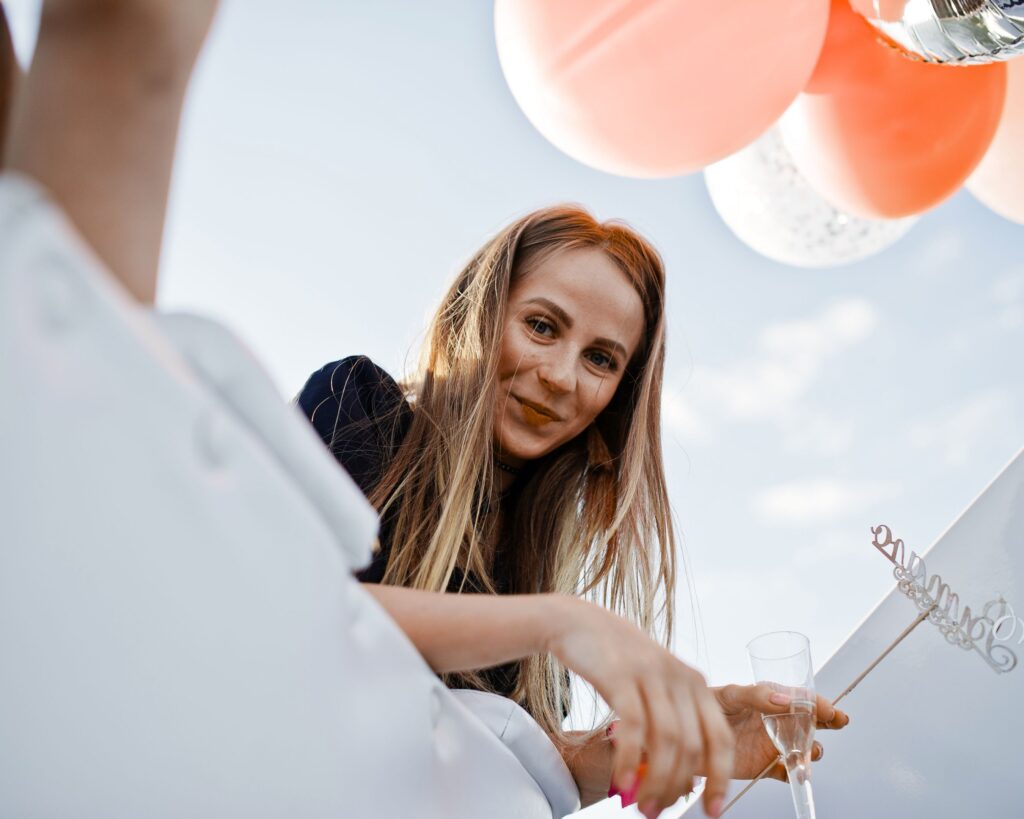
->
[967, 58, 1024, 226]
[494, 0, 831, 178]
[780, 0, 1007, 218]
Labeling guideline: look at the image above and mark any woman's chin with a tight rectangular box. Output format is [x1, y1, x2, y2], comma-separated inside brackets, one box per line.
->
[497, 431, 552, 465]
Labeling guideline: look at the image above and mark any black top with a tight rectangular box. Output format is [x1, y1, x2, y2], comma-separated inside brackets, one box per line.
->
[297, 356, 568, 717]
[297, 356, 414, 586]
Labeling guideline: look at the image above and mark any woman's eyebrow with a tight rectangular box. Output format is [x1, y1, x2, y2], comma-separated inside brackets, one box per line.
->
[594, 336, 628, 359]
[525, 297, 573, 328]
[523, 297, 627, 359]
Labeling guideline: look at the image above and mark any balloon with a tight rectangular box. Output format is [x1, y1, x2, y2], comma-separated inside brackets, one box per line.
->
[780, 0, 1007, 219]
[494, 0, 831, 178]
[967, 57, 1024, 224]
[850, 0, 1024, 65]
[705, 127, 917, 268]
[849, 0, 909, 22]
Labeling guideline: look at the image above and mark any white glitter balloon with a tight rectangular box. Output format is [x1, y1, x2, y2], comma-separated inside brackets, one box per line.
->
[704, 127, 917, 269]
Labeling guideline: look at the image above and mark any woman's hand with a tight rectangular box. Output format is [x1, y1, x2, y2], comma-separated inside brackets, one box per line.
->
[711, 684, 850, 781]
[544, 597, 735, 819]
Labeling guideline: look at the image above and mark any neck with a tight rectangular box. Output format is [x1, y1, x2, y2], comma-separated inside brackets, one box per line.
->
[494, 454, 523, 493]
[496, 466, 517, 493]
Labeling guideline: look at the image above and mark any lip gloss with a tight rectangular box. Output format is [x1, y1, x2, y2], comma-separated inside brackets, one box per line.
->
[520, 403, 554, 427]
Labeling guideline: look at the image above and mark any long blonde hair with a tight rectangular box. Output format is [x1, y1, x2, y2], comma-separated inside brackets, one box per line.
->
[368, 205, 677, 756]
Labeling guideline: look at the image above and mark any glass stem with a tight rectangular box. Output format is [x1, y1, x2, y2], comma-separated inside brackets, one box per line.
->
[784, 758, 816, 819]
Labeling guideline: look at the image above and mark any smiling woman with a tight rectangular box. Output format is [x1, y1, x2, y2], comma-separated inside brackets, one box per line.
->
[293, 206, 843, 818]
[295, 204, 684, 790]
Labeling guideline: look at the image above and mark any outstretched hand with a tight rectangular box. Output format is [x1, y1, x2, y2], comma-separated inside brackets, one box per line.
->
[548, 598, 736, 818]
[711, 684, 850, 782]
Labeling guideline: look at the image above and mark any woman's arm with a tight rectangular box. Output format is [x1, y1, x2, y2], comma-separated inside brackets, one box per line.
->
[366, 589, 614, 806]
[367, 584, 616, 805]
[361, 583, 565, 674]
[366, 582, 738, 818]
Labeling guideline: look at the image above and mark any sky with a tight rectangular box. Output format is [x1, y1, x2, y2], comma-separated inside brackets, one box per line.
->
[7, 1, 1024, 816]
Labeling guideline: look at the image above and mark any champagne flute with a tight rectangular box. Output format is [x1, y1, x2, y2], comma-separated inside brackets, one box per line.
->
[746, 631, 817, 819]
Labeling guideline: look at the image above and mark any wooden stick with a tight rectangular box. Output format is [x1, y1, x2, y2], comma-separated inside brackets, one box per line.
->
[717, 604, 937, 816]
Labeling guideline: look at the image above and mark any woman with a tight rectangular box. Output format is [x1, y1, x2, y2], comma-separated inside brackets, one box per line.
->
[297, 206, 848, 818]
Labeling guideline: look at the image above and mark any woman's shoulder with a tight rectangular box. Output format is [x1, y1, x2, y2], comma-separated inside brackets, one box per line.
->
[297, 355, 406, 428]
[296, 355, 412, 492]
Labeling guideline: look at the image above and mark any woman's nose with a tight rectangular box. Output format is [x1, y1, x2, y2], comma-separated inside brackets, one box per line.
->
[536, 349, 575, 394]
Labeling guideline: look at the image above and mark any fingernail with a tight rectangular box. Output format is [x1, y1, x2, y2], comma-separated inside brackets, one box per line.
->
[708, 795, 724, 817]
[641, 799, 658, 818]
[614, 770, 640, 806]
[769, 692, 791, 706]
[606, 773, 630, 798]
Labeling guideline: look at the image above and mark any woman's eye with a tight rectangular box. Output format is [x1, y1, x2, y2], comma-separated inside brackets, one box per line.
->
[587, 351, 616, 371]
[525, 317, 554, 336]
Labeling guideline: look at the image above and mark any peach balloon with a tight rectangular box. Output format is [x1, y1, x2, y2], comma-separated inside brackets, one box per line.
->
[494, 0, 831, 178]
[967, 58, 1024, 226]
[780, 0, 1007, 218]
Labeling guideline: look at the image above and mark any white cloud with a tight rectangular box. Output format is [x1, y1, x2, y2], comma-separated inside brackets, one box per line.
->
[991, 269, 1024, 331]
[781, 413, 855, 457]
[909, 390, 1014, 467]
[661, 389, 710, 444]
[910, 230, 967, 277]
[663, 298, 878, 455]
[791, 528, 874, 566]
[991, 269, 1024, 304]
[752, 478, 902, 526]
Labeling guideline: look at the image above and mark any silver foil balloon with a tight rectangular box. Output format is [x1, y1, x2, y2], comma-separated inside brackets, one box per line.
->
[853, 0, 1024, 64]
[704, 127, 917, 269]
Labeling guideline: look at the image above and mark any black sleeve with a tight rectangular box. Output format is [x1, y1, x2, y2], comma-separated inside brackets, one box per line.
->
[296, 356, 409, 583]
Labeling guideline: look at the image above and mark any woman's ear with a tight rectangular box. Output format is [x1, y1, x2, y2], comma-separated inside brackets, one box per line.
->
[1, 4, 19, 165]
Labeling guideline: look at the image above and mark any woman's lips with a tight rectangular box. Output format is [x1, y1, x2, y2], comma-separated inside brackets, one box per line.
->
[515, 396, 559, 428]
[521, 403, 555, 427]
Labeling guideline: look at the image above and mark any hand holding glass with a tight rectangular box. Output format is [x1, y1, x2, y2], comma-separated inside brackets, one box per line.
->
[746, 631, 817, 819]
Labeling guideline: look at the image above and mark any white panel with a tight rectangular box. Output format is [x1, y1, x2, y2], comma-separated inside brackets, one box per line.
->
[721, 449, 1024, 816]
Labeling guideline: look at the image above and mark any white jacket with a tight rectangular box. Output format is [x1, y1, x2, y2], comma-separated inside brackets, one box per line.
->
[0, 172, 580, 818]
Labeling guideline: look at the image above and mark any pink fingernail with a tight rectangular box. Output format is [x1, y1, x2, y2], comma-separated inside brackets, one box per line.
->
[708, 795, 724, 817]
[620, 776, 639, 806]
[609, 770, 636, 803]
[641, 799, 658, 818]
[770, 692, 791, 706]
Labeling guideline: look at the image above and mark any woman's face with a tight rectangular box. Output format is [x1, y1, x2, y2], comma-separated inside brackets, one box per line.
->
[494, 246, 646, 466]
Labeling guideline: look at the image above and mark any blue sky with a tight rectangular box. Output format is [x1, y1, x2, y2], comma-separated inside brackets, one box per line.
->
[7, 1, 1023, 812]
